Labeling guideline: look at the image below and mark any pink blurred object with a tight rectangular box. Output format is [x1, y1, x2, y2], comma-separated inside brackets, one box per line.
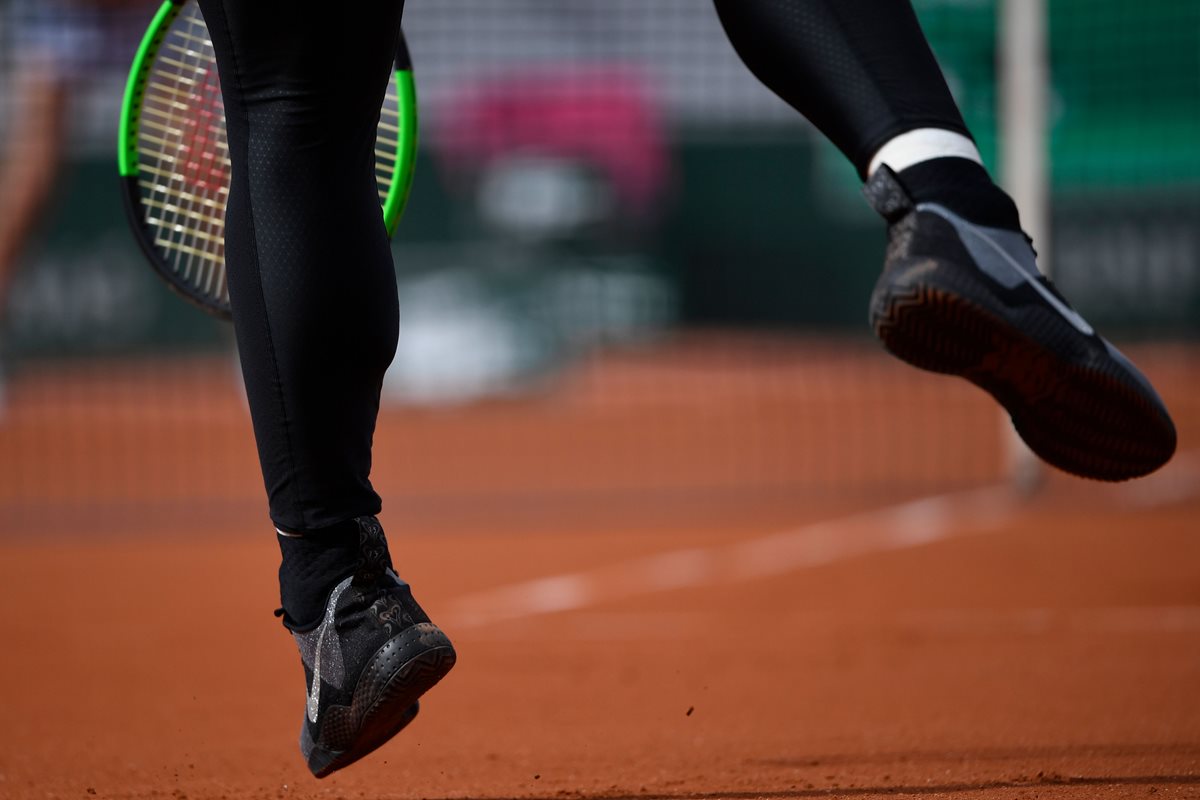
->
[435, 66, 671, 221]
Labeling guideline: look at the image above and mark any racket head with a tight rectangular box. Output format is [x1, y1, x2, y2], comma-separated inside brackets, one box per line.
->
[118, 0, 417, 320]
[382, 32, 419, 238]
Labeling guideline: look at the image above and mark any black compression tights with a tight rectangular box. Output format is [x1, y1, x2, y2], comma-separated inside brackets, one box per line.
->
[714, 0, 971, 178]
[200, 0, 972, 534]
[199, 0, 406, 532]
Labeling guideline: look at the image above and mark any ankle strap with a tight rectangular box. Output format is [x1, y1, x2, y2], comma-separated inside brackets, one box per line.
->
[862, 165, 915, 223]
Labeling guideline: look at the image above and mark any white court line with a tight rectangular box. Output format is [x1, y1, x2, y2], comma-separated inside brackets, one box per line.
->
[445, 485, 1019, 629]
[445, 454, 1200, 631]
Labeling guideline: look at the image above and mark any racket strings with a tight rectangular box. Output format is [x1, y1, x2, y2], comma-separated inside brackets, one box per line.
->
[136, 2, 229, 304]
[133, 0, 401, 311]
[376, 82, 402, 203]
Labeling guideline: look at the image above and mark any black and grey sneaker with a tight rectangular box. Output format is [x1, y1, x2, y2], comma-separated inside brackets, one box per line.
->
[864, 165, 1176, 481]
[283, 516, 456, 778]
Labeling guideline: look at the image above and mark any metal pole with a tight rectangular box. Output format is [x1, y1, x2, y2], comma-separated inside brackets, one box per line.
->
[1000, 0, 1049, 492]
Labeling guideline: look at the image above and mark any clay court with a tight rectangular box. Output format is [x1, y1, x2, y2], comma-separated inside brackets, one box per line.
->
[2, 338, 1198, 800]
[1, 0, 1197, 795]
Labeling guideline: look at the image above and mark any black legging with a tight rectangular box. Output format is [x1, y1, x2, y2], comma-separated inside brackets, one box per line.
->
[199, 0, 967, 534]
[199, 0, 406, 532]
[714, 0, 969, 178]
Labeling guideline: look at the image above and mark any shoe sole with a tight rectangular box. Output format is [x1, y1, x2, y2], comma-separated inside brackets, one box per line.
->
[307, 622, 457, 778]
[871, 258, 1176, 481]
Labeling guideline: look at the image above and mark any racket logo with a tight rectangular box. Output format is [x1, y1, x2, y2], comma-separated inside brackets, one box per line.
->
[179, 67, 229, 195]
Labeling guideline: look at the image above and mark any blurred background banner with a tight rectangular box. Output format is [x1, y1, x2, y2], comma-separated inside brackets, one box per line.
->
[0, 0, 1197, 533]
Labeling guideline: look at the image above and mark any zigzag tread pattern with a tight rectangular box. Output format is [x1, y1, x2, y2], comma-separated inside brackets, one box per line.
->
[311, 645, 456, 778]
[871, 284, 990, 376]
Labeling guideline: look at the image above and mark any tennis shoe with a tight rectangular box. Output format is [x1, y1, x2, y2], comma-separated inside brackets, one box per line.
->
[283, 516, 456, 778]
[864, 165, 1175, 481]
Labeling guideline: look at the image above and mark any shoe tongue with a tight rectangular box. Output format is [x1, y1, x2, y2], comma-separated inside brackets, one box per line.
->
[354, 516, 394, 584]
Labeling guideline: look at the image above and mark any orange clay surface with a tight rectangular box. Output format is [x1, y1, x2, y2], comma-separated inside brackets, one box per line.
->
[1, 337, 1199, 800]
[1, 481, 1199, 800]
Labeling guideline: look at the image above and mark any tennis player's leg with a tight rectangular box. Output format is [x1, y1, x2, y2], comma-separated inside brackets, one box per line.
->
[198, 0, 454, 777]
[713, 0, 1175, 480]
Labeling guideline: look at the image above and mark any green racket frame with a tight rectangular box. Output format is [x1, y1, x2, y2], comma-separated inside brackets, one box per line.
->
[118, 0, 418, 320]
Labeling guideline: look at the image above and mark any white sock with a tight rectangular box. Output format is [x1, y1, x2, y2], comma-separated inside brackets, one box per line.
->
[867, 128, 982, 178]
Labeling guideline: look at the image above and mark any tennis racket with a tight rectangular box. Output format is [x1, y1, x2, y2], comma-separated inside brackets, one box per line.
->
[118, 0, 417, 320]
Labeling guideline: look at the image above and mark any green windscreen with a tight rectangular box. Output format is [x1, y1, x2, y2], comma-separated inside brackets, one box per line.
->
[917, 0, 1200, 189]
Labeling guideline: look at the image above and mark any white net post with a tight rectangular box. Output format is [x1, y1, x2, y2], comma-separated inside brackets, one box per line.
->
[999, 0, 1050, 493]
